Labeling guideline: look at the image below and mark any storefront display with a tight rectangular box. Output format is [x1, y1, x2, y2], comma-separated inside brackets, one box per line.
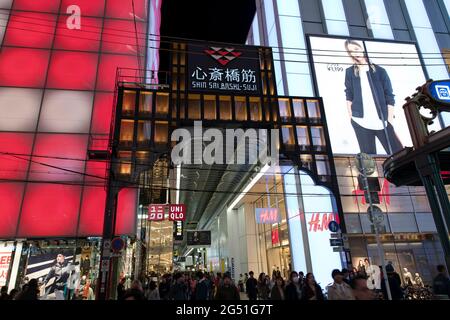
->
[0, 242, 14, 287]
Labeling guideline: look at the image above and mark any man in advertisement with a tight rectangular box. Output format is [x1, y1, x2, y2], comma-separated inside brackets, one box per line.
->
[344, 39, 403, 155]
[42, 254, 71, 300]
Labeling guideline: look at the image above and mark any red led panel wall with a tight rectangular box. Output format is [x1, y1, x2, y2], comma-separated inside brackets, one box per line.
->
[105, 0, 147, 20]
[96, 54, 142, 91]
[0, 0, 149, 238]
[91, 92, 114, 134]
[54, 16, 102, 52]
[60, 0, 106, 17]
[0, 183, 25, 238]
[0, 133, 33, 180]
[13, 0, 61, 13]
[18, 183, 82, 237]
[115, 187, 137, 235]
[46, 51, 98, 90]
[78, 187, 106, 236]
[3, 12, 57, 49]
[0, 47, 50, 88]
[29, 134, 88, 182]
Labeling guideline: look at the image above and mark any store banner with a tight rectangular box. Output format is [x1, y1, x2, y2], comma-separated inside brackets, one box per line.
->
[255, 208, 280, 224]
[308, 35, 440, 156]
[0, 246, 14, 287]
[188, 43, 262, 94]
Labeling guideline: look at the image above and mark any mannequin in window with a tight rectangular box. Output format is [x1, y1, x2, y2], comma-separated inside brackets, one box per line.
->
[364, 258, 381, 290]
[403, 268, 415, 286]
[414, 273, 424, 287]
[357, 260, 366, 277]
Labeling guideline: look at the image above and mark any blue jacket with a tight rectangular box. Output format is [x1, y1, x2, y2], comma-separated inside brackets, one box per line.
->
[345, 64, 395, 122]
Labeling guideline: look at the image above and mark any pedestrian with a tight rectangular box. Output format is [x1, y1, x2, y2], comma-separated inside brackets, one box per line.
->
[351, 275, 377, 300]
[341, 268, 351, 285]
[257, 273, 269, 300]
[301, 273, 324, 300]
[285, 271, 302, 300]
[326, 269, 355, 300]
[123, 279, 145, 300]
[381, 264, 403, 300]
[432, 265, 450, 300]
[270, 276, 285, 300]
[117, 277, 126, 300]
[8, 289, 19, 300]
[238, 274, 244, 292]
[246, 271, 258, 300]
[215, 273, 240, 300]
[170, 272, 188, 300]
[145, 280, 160, 300]
[15, 278, 39, 300]
[0, 286, 9, 300]
[159, 274, 171, 300]
[195, 271, 209, 300]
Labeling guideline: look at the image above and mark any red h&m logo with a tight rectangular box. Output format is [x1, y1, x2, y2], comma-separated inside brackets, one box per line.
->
[308, 213, 340, 232]
[204, 47, 243, 66]
[352, 178, 391, 206]
[256, 208, 280, 224]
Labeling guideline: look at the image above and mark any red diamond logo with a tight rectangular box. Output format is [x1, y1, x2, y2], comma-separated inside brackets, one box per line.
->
[204, 47, 242, 66]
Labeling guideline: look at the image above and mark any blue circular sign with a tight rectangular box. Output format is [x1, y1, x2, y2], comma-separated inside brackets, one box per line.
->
[111, 237, 125, 252]
[328, 221, 340, 233]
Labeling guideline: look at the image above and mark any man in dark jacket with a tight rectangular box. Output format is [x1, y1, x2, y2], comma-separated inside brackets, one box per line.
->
[117, 277, 126, 300]
[215, 273, 240, 300]
[195, 271, 209, 300]
[170, 272, 188, 300]
[159, 275, 171, 300]
[246, 271, 258, 300]
[381, 264, 403, 300]
[43, 254, 70, 300]
[433, 265, 450, 299]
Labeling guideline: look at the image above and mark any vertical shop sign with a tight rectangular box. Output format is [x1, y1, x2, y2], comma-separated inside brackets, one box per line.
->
[0, 246, 14, 286]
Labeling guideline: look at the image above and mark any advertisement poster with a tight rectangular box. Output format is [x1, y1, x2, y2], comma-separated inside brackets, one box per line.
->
[308, 36, 439, 156]
[25, 249, 75, 300]
[0, 245, 14, 287]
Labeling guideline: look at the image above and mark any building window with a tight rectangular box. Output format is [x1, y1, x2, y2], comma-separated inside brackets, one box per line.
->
[296, 126, 310, 151]
[122, 90, 136, 116]
[279, 98, 291, 122]
[307, 100, 321, 123]
[282, 126, 295, 150]
[137, 121, 151, 146]
[119, 120, 134, 146]
[315, 155, 330, 176]
[204, 95, 216, 120]
[118, 151, 132, 175]
[235, 96, 247, 121]
[249, 97, 262, 121]
[293, 99, 306, 122]
[219, 96, 232, 120]
[139, 91, 153, 116]
[311, 126, 326, 151]
[154, 92, 168, 117]
[300, 154, 313, 172]
[154, 121, 168, 144]
[188, 94, 201, 120]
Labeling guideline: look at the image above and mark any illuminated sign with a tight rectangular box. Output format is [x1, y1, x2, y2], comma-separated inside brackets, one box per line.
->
[169, 204, 186, 221]
[427, 80, 450, 109]
[307, 213, 340, 232]
[148, 204, 165, 221]
[173, 220, 184, 241]
[187, 231, 211, 246]
[0, 246, 13, 287]
[308, 35, 441, 156]
[271, 229, 279, 245]
[255, 208, 280, 224]
[188, 44, 261, 94]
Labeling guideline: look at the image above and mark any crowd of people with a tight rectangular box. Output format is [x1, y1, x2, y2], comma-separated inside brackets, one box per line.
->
[114, 264, 450, 301]
[1, 264, 448, 301]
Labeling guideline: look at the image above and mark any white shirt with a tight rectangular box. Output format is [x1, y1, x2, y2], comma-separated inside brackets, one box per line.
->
[352, 64, 386, 130]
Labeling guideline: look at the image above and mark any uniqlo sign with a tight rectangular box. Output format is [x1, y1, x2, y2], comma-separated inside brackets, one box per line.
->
[148, 204, 165, 221]
[0, 247, 14, 287]
[169, 204, 186, 221]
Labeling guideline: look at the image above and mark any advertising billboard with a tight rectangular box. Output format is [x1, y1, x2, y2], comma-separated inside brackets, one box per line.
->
[0, 245, 14, 287]
[186, 230, 211, 246]
[308, 35, 440, 156]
